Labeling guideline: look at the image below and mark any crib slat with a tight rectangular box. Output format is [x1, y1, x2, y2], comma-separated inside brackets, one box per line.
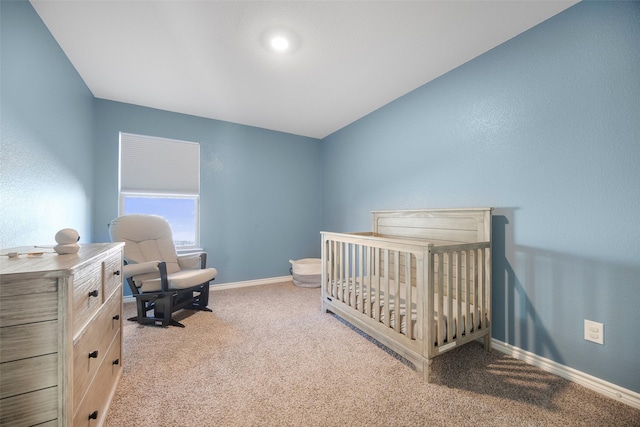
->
[481, 248, 486, 329]
[352, 244, 356, 306]
[337, 241, 343, 300]
[447, 251, 454, 343]
[347, 243, 356, 307]
[345, 242, 351, 304]
[355, 244, 360, 309]
[327, 240, 332, 297]
[337, 240, 341, 299]
[331, 240, 336, 298]
[333, 241, 341, 298]
[358, 244, 364, 313]
[456, 251, 462, 341]
[351, 243, 360, 311]
[335, 240, 340, 299]
[346, 243, 354, 307]
[376, 248, 381, 322]
[346, 243, 351, 305]
[366, 246, 372, 318]
[383, 249, 390, 328]
[465, 250, 471, 337]
[426, 247, 435, 357]
[437, 253, 444, 346]
[325, 239, 330, 296]
[346, 242, 351, 304]
[483, 247, 489, 329]
[474, 248, 479, 331]
[332, 240, 336, 299]
[394, 250, 400, 333]
[405, 252, 413, 339]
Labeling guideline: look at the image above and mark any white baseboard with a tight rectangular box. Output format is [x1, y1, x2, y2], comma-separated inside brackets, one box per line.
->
[210, 275, 292, 291]
[123, 275, 293, 303]
[492, 339, 640, 410]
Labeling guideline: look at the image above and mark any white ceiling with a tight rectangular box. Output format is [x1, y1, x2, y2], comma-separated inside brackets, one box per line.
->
[31, 1, 579, 139]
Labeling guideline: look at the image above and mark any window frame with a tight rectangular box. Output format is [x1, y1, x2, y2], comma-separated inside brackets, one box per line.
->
[118, 132, 202, 251]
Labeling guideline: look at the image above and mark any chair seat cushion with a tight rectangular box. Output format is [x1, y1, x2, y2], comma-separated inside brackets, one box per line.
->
[140, 267, 218, 293]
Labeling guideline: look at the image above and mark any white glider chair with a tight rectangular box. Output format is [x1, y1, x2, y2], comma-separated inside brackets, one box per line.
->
[109, 214, 217, 327]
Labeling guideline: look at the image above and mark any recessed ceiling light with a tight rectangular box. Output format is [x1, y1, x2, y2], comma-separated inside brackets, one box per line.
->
[270, 36, 289, 51]
[261, 28, 299, 54]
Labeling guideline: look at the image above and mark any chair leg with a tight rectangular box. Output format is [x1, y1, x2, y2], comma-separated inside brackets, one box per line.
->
[131, 286, 212, 328]
[129, 294, 183, 327]
[154, 304, 186, 327]
[174, 285, 212, 312]
[199, 284, 210, 306]
[128, 296, 155, 323]
[153, 294, 181, 327]
[189, 284, 211, 311]
[169, 319, 186, 327]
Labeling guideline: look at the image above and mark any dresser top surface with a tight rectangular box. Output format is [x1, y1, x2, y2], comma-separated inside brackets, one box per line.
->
[0, 242, 123, 276]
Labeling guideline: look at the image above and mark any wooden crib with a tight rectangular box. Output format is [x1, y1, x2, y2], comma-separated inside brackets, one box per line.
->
[321, 208, 492, 382]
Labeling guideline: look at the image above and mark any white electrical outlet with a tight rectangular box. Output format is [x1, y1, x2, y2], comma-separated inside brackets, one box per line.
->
[584, 319, 604, 345]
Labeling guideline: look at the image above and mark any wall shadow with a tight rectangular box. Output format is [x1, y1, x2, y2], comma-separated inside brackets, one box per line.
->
[433, 209, 569, 408]
[432, 342, 569, 411]
[491, 211, 564, 364]
[435, 208, 640, 402]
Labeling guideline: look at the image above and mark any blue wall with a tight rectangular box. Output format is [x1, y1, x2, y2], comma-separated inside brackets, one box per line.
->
[92, 100, 322, 285]
[322, 1, 640, 392]
[1, 0, 95, 247]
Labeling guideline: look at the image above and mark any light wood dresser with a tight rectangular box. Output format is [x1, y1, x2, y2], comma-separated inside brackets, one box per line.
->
[0, 243, 124, 426]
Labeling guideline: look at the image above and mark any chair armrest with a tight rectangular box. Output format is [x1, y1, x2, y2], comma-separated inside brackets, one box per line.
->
[177, 252, 207, 269]
[122, 261, 161, 278]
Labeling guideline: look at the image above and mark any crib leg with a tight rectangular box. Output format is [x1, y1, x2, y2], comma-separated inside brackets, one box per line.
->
[484, 333, 492, 353]
[322, 299, 334, 314]
[424, 359, 433, 383]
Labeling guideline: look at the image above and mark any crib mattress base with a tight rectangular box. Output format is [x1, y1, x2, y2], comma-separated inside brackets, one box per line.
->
[326, 280, 487, 343]
[324, 294, 491, 375]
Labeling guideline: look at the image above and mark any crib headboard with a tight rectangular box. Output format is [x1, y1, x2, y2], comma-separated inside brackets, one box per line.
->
[371, 208, 492, 244]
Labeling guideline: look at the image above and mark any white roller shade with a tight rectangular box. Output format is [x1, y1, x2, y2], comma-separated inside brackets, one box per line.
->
[120, 133, 200, 194]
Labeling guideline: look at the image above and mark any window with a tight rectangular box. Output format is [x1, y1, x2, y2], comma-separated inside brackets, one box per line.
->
[119, 132, 200, 249]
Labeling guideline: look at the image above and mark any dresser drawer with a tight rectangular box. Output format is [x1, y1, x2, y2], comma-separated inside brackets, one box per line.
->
[0, 386, 58, 426]
[0, 320, 57, 363]
[73, 291, 122, 410]
[103, 252, 123, 300]
[73, 330, 122, 427]
[72, 260, 104, 336]
[0, 353, 57, 399]
[0, 291, 57, 328]
[0, 275, 57, 298]
[0, 276, 58, 328]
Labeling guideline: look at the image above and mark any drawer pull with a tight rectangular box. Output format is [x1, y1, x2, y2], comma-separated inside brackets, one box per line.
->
[113, 314, 120, 320]
[88, 289, 99, 298]
[113, 358, 120, 365]
[114, 270, 121, 276]
[89, 350, 99, 359]
[89, 410, 98, 420]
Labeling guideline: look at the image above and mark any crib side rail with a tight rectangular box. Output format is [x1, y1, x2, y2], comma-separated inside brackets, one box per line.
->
[321, 232, 430, 351]
[428, 242, 492, 357]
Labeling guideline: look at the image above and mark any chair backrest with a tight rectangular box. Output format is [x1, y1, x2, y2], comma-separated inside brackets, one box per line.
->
[109, 214, 181, 276]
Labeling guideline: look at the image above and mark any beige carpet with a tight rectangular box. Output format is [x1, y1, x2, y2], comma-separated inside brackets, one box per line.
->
[105, 282, 639, 426]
